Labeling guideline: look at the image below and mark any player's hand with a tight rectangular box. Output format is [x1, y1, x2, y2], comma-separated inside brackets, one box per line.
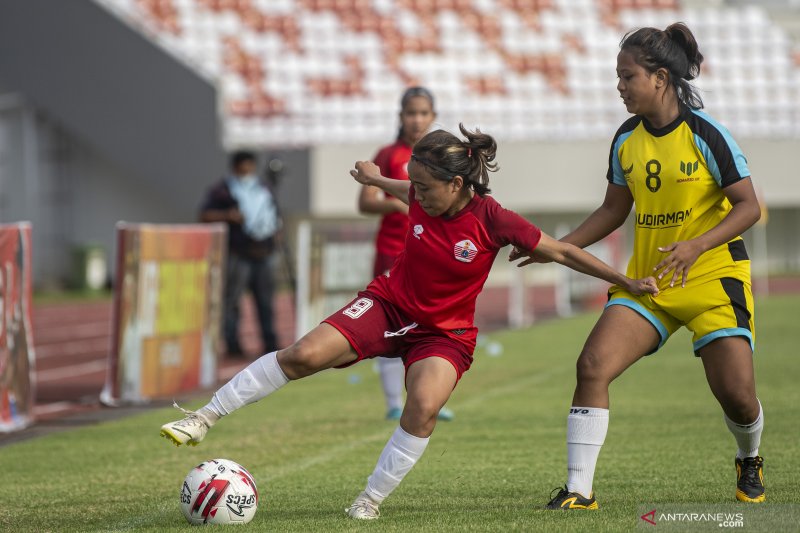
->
[653, 240, 703, 288]
[350, 161, 382, 186]
[626, 276, 660, 296]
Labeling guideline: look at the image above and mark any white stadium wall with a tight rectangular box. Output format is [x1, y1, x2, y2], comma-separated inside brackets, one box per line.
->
[310, 138, 800, 214]
[309, 137, 800, 275]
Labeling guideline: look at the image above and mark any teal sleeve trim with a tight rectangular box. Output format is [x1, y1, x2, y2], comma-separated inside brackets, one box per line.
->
[609, 130, 634, 186]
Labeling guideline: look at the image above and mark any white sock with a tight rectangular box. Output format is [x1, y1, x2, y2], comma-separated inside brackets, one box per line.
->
[199, 351, 288, 425]
[378, 357, 405, 411]
[364, 426, 429, 504]
[724, 399, 763, 459]
[566, 406, 609, 498]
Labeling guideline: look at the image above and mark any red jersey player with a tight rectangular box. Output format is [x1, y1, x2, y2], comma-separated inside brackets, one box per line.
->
[358, 87, 453, 421]
[161, 124, 659, 520]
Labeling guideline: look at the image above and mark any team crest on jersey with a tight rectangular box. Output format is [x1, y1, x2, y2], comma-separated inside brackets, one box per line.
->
[413, 224, 424, 239]
[453, 239, 478, 263]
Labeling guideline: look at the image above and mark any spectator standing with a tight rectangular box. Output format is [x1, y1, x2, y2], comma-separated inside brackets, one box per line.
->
[200, 151, 281, 358]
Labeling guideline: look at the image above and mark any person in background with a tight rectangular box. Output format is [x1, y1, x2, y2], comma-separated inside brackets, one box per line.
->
[358, 86, 453, 422]
[200, 151, 281, 358]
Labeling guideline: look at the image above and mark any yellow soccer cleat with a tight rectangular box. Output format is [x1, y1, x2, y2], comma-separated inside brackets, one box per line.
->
[545, 486, 599, 510]
[735, 456, 765, 503]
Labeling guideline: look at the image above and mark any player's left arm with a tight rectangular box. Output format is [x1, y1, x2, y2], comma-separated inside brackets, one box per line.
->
[527, 234, 659, 296]
[653, 177, 761, 288]
[496, 204, 655, 295]
[350, 161, 411, 205]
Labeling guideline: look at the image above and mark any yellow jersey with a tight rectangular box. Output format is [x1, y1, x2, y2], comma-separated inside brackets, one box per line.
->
[607, 105, 751, 289]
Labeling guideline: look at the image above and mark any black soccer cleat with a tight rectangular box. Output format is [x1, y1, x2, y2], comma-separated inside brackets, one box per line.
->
[545, 486, 599, 510]
[735, 456, 765, 503]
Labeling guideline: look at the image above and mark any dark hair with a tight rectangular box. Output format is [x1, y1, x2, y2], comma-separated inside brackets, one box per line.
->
[397, 86, 435, 141]
[620, 22, 704, 109]
[411, 123, 497, 196]
[230, 150, 256, 170]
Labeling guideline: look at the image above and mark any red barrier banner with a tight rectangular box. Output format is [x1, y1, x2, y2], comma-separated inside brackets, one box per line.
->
[0, 223, 35, 432]
[101, 223, 225, 404]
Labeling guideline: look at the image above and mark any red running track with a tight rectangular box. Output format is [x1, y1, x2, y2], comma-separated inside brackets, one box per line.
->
[24, 276, 800, 424]
[27, 285, 561, 420]
[31, 293, 297, 421]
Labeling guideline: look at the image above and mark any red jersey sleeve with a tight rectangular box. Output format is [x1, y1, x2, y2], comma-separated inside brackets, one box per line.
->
[486, 198, 542, 252]
[371, 142, 412, 257]
[373, 146, 391, 175]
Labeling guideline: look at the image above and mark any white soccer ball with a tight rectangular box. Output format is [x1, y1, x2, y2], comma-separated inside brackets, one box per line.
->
[180, 458, 259, 525]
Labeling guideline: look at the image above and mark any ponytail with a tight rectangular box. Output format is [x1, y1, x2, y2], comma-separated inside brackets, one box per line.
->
[411, 123, 498, 196]
[459, 123, 497, 196]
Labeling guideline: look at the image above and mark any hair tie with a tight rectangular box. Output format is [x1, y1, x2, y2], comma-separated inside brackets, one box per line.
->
[467, 148, 472, 158]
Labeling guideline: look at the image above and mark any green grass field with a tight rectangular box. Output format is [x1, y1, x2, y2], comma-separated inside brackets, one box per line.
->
[2, 295, 798, 532]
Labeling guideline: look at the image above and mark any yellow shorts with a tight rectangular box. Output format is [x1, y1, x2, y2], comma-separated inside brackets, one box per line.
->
[607, 277, 755, 355]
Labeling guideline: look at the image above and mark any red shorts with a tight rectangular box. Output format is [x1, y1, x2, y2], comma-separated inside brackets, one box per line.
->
[323, 290, 473, 380]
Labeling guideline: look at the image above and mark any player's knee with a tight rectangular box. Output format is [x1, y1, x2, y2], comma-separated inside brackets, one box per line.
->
[401, 400, 439, 437]
[278, 340, 322, 379]
[576, 347, 612, 385]
[720, 390, 759, 423]
[400, 414, 436, 438]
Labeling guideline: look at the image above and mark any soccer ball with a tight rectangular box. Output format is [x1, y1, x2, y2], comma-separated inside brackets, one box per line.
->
[180, 458, 258, 525]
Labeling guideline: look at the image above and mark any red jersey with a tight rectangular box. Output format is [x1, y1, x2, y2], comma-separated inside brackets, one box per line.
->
[372, 140, 413, 256]
[367, 187, 542, 351]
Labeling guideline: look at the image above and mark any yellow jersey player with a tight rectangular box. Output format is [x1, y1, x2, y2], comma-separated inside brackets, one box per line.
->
[515, 22, 765, 508]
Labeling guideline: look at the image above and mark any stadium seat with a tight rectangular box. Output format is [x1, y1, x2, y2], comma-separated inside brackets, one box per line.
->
[92, 0, 800, 144]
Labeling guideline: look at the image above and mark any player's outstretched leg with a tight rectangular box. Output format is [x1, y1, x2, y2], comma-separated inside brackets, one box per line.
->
[346, 357, 457, 520]
[160, 350, 288, 446]
[161, 323, 357, 447]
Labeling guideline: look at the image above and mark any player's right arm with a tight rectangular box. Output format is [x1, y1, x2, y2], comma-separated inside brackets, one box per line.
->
[351, 161, 412, 206]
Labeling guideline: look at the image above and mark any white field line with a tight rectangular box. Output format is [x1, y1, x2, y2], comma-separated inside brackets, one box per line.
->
[36, 359, 107, 382]
[32, 401, 75, 416]
[34, 358, 259, 387]
[35, 338, 110, 360]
